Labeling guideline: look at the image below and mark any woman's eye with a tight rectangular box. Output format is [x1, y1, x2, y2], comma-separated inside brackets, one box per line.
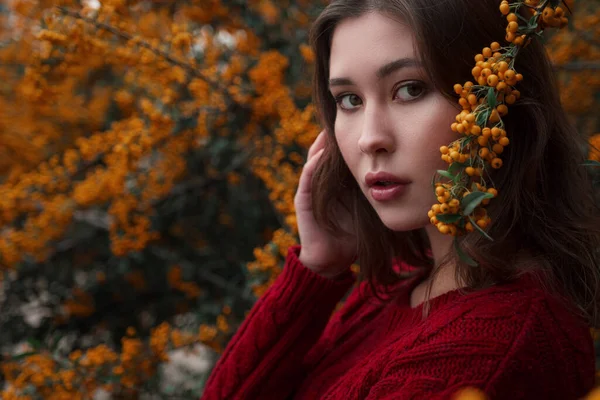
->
[336, 94, 362, 110]
[395, 83, 426, 102]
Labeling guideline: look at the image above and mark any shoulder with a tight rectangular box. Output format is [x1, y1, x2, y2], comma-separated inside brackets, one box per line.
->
[422, 273, 592, 354]
[381, 273, 595, 396]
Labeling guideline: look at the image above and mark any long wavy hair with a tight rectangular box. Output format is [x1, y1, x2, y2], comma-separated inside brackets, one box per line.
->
[309, 0, 600, 326]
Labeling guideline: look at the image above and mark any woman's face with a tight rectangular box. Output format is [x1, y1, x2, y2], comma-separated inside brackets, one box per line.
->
[329, 12, 459, 231]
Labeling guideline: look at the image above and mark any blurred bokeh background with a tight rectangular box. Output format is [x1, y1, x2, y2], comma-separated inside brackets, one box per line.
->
[0, 0, 598, 398]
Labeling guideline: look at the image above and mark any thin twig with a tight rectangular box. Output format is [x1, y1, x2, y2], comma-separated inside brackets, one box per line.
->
[554, 61, 600, 71]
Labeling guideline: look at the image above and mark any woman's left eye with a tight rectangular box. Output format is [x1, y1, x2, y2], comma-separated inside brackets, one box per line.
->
[394, 82, 427, 102]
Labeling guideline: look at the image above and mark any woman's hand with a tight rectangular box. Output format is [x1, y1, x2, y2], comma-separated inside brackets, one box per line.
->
[294, 130, 358, 280]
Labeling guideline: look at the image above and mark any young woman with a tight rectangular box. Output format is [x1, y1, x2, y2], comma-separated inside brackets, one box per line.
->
[202, 0, 600, 399]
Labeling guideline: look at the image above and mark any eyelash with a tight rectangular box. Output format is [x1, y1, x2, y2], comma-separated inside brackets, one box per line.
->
[333, 81, 428, 111]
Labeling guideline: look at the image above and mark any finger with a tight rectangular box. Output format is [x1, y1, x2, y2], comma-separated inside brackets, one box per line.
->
[295, 148, 324, 205]
[307, 129, 328, 160]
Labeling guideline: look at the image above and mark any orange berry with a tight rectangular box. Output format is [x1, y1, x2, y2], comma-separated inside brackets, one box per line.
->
[493, 143, 504, 154]
[432, 204, 441, 213]
[477, 136, 488, 146]
[507, 21, 519, 33]
[489, 109, 500, 123]
[490, 42, 501, 51]
[497, 61, 509, 73]
[516, 73, 523, 81]
[499, 2, 510, 15]
[435, 186, 446, 196]
[506, 32, 516, 42]
[438, 224, 450, 234]
[555, 6, 564, 18]
[499, 137, 510, 146]
[505, 94, 516, 104]
[482, 127, 492, 137]
[504, 70, 516, 81]
[465, 222, 475, 232]
[511, 89, 521, 99]
[507, 13, 518, 23]
[491, 158, 503, 169]
[478, 147, 490, 158]
[487, 188, 498, 197]
[449, 199, 460, 208]
[475, 54, 484, 62]
[440, 203, 450, 213]
[496, 82, 507, 92]
[472, 66, 482, 78]
[487, 75, 499, 87]
[497, 104, 509, 116]
[454, 84, 463, 94]
[465, 167, 476, 176]
[482, 47, 492, 58]
[513, 35, 525, 46]
[470, 125, 481, 135]
[481, 68, 492, 78]
[440, 145, 450, 154]
[477, 219, 489, 229]
[542, 7, 555, 21]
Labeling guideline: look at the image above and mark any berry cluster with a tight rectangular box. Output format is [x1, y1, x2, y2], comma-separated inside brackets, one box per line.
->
[429, 0, 571, 241]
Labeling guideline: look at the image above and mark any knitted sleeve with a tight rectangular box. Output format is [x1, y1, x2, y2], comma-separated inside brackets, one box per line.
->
[363, 295, 595, 400]
[201, 245, 356, 400]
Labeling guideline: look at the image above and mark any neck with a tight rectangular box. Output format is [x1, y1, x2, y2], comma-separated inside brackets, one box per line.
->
[410, 225, 463, 308]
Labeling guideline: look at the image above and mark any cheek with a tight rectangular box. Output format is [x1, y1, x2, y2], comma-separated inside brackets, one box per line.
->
[334, 121, 357, 167]
[419, 102, 459, 166]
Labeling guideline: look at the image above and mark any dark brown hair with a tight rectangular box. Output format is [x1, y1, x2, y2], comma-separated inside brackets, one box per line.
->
[309, 0, 600, 326]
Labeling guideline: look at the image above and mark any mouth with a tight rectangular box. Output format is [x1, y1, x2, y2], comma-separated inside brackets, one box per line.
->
[368, 182, 409, 202]
[365, 171, 411, 188]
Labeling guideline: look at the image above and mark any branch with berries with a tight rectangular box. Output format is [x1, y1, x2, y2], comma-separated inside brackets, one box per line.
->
[428, 0, 571, 263]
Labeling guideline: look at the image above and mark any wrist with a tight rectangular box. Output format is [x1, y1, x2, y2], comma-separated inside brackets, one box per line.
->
[298, 252, 349, 281]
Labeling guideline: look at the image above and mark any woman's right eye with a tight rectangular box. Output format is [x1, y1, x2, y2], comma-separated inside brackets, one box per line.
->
[335, 94, 362, 110]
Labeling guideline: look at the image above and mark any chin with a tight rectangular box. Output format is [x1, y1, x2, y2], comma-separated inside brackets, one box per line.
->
[377, 212, 429, 232]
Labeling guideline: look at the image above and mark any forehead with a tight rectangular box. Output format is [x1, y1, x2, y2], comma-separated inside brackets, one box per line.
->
[329, 12, 416, 78]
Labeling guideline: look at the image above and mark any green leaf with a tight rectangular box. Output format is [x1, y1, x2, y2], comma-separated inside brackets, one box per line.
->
[454, 239, 478, 267]
[487, 87, 497, 109]
[461, 191, 495, 216]
[448, 162, 466, 176]
[582, 160, 600, 168]
[468, 216, 494, 242]
[436, 170, 457, 182]
[10, 351, 37, 361]
[436, 213, 462, 224]
[476, 110, 489, 126]
[27, 338, 42, 350]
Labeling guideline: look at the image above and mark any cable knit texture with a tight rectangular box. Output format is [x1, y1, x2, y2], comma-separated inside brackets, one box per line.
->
[201, 245, 595, 400]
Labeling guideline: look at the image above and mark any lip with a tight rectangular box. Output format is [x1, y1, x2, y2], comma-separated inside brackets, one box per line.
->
[365, 171, 411, 202]
[365, 171, 411, 188]
[369, 183, 409, 201]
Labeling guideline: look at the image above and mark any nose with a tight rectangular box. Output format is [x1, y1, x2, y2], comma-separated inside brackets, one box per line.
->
[357, 104, 396, 155]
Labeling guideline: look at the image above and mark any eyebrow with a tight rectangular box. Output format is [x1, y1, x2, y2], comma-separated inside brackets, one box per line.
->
[328, 58, 422, 88]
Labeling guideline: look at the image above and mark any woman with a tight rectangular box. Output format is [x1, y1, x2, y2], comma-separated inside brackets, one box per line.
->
[202, 0, 600, 398]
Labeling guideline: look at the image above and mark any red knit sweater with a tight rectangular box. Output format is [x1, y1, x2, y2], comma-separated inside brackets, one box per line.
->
[202, 245, 595, 399]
